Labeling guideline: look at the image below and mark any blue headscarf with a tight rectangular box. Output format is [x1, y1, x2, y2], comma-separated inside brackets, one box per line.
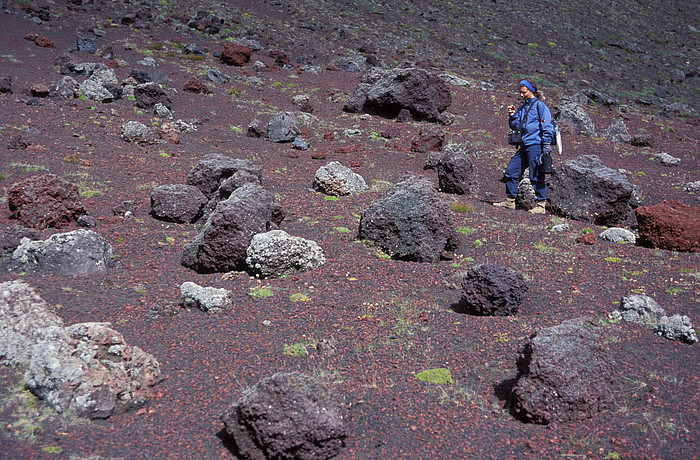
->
[519, 79, 536, 94]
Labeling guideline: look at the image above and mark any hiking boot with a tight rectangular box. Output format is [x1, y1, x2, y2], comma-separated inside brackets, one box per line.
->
[529, 201, 546, 214]
[493, 198, 515, 209]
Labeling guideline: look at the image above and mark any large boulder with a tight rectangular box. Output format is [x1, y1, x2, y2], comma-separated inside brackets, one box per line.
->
[358, 175, 458, 262]
[8, 174, 86, 230]
[150, 184, 208, 223]
[0, 280, 162, 419]
[220, 43, 252, 66]
[11, 229, 118, 276]
[410, 125, 445, 153]
[615, 294, 666, 326]
[635, 201, 700, 253]
[458, 264, 528, 316]
[343, 67, 452, 122]
[509, 317, 614, 424]
[220, 372, 348, 460]
[134, 82, 171, 109]
[548, 155, 633, 225]
[312, 161, 367, 196]
[553, 100, 596, 136]
[267, 112, 301, 143]
[246, 230, 326, 278]
[181, 184, 285, 273]
[186, 153, 262, 199]
[428, 146, 478, 196]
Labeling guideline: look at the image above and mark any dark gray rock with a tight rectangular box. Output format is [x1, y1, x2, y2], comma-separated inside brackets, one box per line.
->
[430, 146, 478, 196]
[343, 67, 452, 122]
[55, 75, 78, 98]
[150, 184, 208, 223]
[548, 155, 633, 226]
[458, 264, 528, 316]
[616, 294, 666, 326]
[0, 224, 40, 256]
[130, 69, 169, 84]
[134, 82, 171, 109]
[267, 112, 301, 143]
[206, 68, 230, 84]
[246, 230, 325, 278]
[509, 317, 614, 424]
[186, 153, 262, 199]
[11, 229, 117, 276]
[0, 76, 12, 94]
[181, 184, 285, 273]
[74, 34, 97, 54]
[656, 315, 698, 344]
[220, 372, 348, 460]
[601, 118, 631, 143]
[312, 161, 367, 196]
[553, 100, 596, 136]
[8, 174, 86, 230]
[358, 175, 458, 262]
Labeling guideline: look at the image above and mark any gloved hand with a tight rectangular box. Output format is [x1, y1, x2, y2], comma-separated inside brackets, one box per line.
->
[535, 147, 552, 166]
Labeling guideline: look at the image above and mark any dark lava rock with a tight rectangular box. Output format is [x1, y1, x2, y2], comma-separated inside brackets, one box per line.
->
[183, 77, 210, 94]
[267, 112, 301, 143]
[635, 200, 700, 253]
[458, 264, 528, 316]
[0, 76, 12, 94]
[220, 372, 348, 460]
[548, 155, 633, 226]
[8, 174, 86, 230]
[134, 82, 171, 109]
[509, 317, 614, 425]
[185, 153, 262, 199]
[130, 69, 169, 84]
[358, 175, 458, 262]
[150, 184, 208, 224]
[429, 144, 478, 196]
[343, 67, 452, 122]
[6, 134, 30, 150]
[0, 224, 40, 255]
[181, 184, 285, 273]
[410, 125, 445, 153]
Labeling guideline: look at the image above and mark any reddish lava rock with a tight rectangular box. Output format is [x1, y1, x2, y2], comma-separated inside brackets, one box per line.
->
[8, 174, 86, 230]
[576, 232, 597, 245]
[35, 35, 54, 48]
[635, 200, 700, 252]
[220, 43, 252, 66]
[183, 77, 211, 94]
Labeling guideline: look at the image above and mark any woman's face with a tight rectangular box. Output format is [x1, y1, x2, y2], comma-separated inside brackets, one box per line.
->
[519, 85, 534, 100]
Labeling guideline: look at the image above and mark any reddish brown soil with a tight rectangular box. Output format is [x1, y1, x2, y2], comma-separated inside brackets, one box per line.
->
[0, 1, 698, 459]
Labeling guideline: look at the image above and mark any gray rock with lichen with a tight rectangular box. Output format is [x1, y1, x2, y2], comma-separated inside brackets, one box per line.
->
[656, 315, 697, 344]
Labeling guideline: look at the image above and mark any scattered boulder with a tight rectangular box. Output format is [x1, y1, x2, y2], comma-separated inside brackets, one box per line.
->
[548, 155, 633, 226]
[630, 133, 652, 147]
[509, 317, 614, 424]
[653, 152, 681, 166]
[8, 174, 86, 230]
[185, 153, 262, 199]
[55, 75, 79, 98]
[134, 82, 171, 109]
[458, 264, 528, 316]
[78, 78, 116, 102]
[599, 227, 636, 244]
[312, 161, 367, 196]
[612, 294, 666, 326]
[358, 175, 458, 262]
[206, 68, 230, 84]
[427, 146, 478, 196]
[553, 100, 596, 136]
[635, 201, 700, 252]
[121, 120, 153, 143]
[246, 230, 326, 278]
[183, 77, 211, 94]
[11, 229, 118, 276]
[220, 372, 348, 460]
[343, 67, 452, 122]
[267, 112, 301, 143]
[220, 43, 252, 66]
[516, 177, 538, 211]
[6, 134, 30, 150]
[656, 315, 698, 344]
[601, 118, 631, 143]
[180, 281, 233, 312]
[0, 224, 40, 256]
[410, 125, 445, 153]
[150, 184, 208, 223]
[0, 76, 12, 94]
[0, 280, 162, 419]
[181, 184, 285, 273]
[130, 69, 168, 84]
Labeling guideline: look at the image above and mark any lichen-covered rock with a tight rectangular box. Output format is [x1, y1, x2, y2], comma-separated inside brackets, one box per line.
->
[509, 317, 614, 424]
[358, 175, 458, 262]
[267, 112, 301, 143]
[246, 230, 325, 278]
[312, 161, 367, 196]
[220, 372, 348, 460]
[616, 294, 667, 326]
[656, 315, 698, 344]
[8, 174, 86, 230]
[180, 281, 233, 312]
[458, 264, 528, 316]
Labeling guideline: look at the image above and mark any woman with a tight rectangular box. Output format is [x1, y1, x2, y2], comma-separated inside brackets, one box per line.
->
[494, 79, 554, 214]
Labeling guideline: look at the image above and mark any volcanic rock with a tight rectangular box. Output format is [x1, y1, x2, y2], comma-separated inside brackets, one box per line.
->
[246, 230, 326, 278]
[8, 174, 85, 229]
[150, 184, 208, 223]
[635, 200, 700, 252]
[312, 161, 367, 196]
[458, 264, 528, 316]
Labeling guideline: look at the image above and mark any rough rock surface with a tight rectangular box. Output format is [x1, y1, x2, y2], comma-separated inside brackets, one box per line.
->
[8, 174, 86, 230]
[181, 184, 285, 273]
[410, 125, 445, 153]
[458, 264, 528, 316]
[220, 43, 252, 66]
[553, 100, 596, 136]
[635, 200, 700, 252]
[509, 317, 614, 424]
[358, 175, 458, 262]
[312, 161, 367, 196]
[180, 281, 233, 312]
[267, 112, 301, 143]
[599, 227, 636, 244]
[134, 82, 172, 109]
[186, 153, 262, 199]
[121, 120, 153, 143]
[548, 155, 633, 225]
[343, 67, 452, 122]
[150, 184, 208, 223]
[0, 224, 40, 256]
[616, 294, 667, 326]
[0, 280, 162, 419]
[430, 147, 478, 196]
[246, 230, 326, 278]
[656, 315, 698, 344]
[220, 372, 348, 460]
[11, 229, 117, 276]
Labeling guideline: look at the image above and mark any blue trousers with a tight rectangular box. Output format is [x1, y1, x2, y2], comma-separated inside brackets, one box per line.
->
[503, 144, 547, 201]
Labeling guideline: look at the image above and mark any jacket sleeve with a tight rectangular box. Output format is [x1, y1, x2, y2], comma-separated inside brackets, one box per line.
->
[508, 113, 518, 130]
[537, 101, 555, 145]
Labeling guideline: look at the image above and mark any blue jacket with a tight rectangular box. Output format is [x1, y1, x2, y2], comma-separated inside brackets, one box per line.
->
[509, 98, 554, 146]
